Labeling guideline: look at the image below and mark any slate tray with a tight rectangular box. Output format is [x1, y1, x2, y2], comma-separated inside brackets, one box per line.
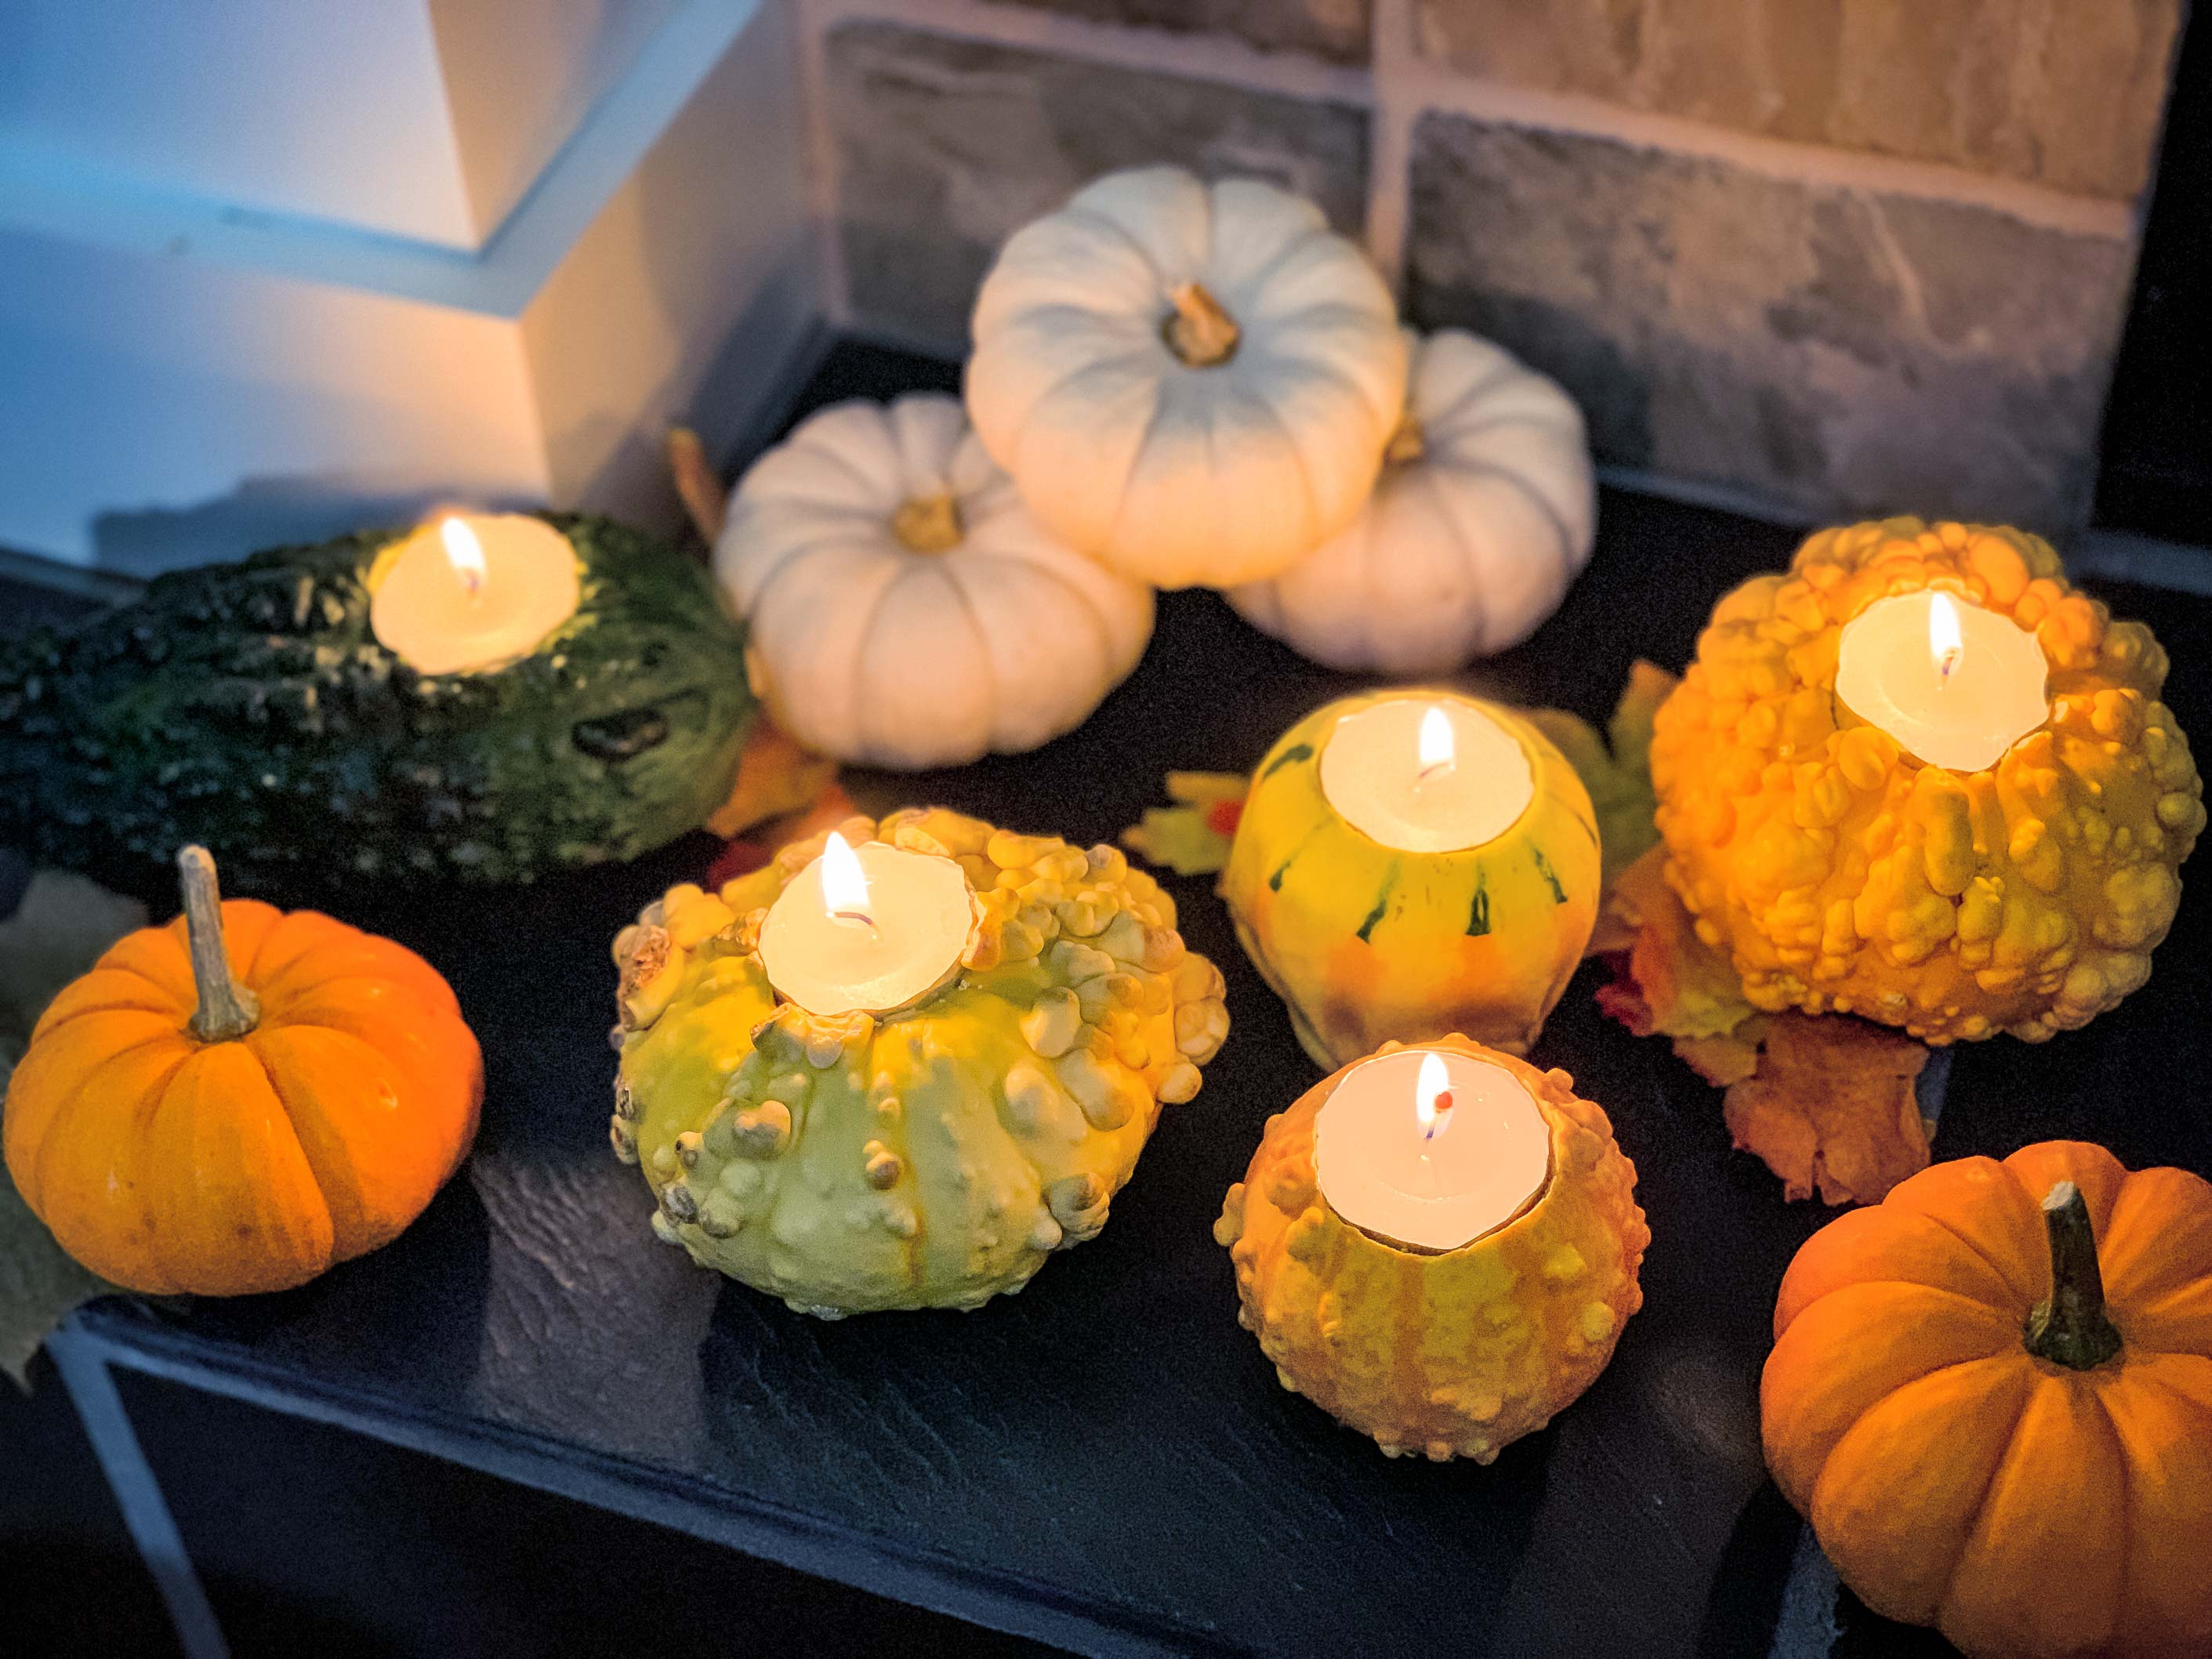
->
[58, 343, 2212, 1658]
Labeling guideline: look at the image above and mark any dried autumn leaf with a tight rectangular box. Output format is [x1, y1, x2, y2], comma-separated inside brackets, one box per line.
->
[668, 426, 728, 545]
[0, 871, 147, 1050]
[1528, 659, 1678, 908]
[1723, 1013, 1933, 1206]
[707, 784, 858, 889]
[705, 719, 839, 841]
[1589, 824, 1933, 1206]
[1122, 771, 1249, 877]
[0, 1099, 114, 1389]
[1672, 1025, 1768, 1088]
[1606, 660, 1674, 795]
[1602, 845, 1757, 1042]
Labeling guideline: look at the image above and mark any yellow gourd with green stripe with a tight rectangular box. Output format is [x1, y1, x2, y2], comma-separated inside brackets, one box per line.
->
[1222, 691, 1600, 1068]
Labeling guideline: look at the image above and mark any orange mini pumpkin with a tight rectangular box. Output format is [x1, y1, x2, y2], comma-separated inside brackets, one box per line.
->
[1763, 1141, 2212, 1657]
[3, 848, 481, 1295]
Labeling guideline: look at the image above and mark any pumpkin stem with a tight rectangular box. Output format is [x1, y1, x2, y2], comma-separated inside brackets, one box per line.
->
[891, 493, 963, 554]
[177, 846, 260, 1043]
[1385, 408, 1426, 468]
[1163, 283, 1240, 368]
[2024, 1180, 2123, 1371]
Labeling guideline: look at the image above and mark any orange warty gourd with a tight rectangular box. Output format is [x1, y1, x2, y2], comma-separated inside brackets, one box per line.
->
[1652, 519, 2203, 1044]
[3, 848, 481, 1295]
[1763, 1141, 2212, 1658]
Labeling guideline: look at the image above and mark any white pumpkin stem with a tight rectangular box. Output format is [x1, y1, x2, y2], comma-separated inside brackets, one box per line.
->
[1385, 409, 1426, 467]
[177, 845, 260, 1043]
[1164, 283, 1240, 368]
[892, 493, 963, 554]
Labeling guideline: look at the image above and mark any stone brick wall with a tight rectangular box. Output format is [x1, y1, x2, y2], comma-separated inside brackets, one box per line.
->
[799, 0, 2185, 531]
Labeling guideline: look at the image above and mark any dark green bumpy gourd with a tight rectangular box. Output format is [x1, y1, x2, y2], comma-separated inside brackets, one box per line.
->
[0, 515, 754, 889]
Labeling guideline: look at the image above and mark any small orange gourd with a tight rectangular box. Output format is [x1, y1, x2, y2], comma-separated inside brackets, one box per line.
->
[1217, 1038, 1646, 1462]
[1763, 1141, 2212, 1658]
[3, 848, 482, 1295]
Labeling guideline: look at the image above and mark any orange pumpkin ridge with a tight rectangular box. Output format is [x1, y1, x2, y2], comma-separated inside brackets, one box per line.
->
[1764, 1140, 2212, 1657]
[3, 846, 482, 1296]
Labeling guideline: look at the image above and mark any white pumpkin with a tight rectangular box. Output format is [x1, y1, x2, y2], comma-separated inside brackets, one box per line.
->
[1227, 328, 1595, 672]
[713, 393, 1155, 770]
[966, 166, 1408, 590]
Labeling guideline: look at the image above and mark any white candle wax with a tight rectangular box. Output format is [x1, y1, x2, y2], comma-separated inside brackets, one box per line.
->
[1833, 591, 2049, 773]
[368, 514, 582, 676]
[1318, 696, 1535, 853]
[1313, 1048, 1551, 1252]
[758, 835, 973, 1017]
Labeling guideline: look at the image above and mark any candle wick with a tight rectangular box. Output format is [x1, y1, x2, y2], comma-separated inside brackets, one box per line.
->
[1938, 647, 1960, 685]
[1423, 1090, 1454, 1141]
[1415, 759, 1456, 785]
[829, 907, 877, 930]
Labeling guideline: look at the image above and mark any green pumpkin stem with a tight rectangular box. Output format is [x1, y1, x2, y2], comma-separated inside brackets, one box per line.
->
[2024, 1180, 2123, 1371]
[178, 845, 260, 1042]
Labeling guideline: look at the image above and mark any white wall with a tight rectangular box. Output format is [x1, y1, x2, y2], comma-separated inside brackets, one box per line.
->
[0, 226, 551, 574]
[0, 0, 824, 574]
[0, 0, 685, 251]
[431, 0, 684, 240]
[0, 2, 479, 246]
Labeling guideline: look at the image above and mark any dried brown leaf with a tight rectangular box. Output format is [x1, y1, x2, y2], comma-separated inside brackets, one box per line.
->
[1722, 1014, 1933, 1205]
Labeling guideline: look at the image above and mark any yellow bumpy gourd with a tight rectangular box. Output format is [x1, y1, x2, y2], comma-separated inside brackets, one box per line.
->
[1216, 1038, 1647, 1462]
[609, 809, 1230, 1316]
[1652, 519, 2204, 1042]
[1221, 691, 1600, 1068]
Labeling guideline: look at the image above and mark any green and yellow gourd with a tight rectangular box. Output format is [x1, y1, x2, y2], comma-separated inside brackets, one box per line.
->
[1221, 691, 1601, 1069]
[610, 810, 1231, 1316]
[0, 515, 754, 890]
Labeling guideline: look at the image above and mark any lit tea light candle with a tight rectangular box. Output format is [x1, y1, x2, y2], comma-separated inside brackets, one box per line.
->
[1311, 1045, 1551, 1251]
[1833, 590, 2049, 773]
[756, 831, 974, 1016]
[1318, 694, 1536, 853]
[368, 513, 582, 676]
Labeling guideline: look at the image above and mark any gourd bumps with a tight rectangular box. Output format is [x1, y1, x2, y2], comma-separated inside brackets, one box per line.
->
[1217, 1040, 1645, 1462]
[1652, 519, 2203, 1043]
[609, 810, 1229, 1316]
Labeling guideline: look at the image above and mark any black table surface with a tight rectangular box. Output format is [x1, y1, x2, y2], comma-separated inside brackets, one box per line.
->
[33, 343, 2212, 1658]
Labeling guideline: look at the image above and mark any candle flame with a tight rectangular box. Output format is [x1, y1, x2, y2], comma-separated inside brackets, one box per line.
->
[1414, 1050, 1454, 1143]
[440, 516, 488, 596]
[1928, 592, 1964, 683]
[1416, 704, 1455, 781]
[820, 831, 873, 927]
